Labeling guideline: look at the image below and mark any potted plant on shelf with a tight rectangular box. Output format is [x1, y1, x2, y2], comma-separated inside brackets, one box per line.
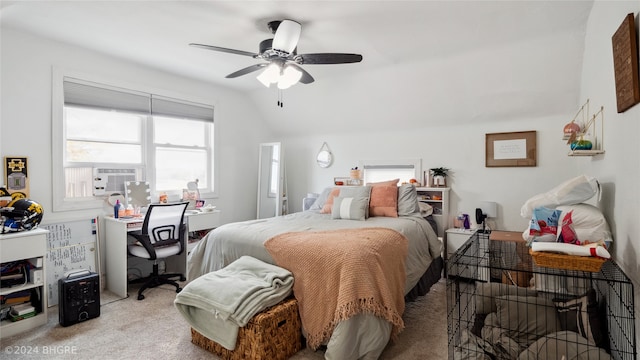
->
[429, 167, 449, 187]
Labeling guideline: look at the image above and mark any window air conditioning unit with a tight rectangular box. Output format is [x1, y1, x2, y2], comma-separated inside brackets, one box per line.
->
[93, 168, 140, 196]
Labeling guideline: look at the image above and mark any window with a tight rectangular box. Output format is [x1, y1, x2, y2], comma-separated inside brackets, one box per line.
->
[359, 159, 421, 184]
[52, 75, 215, 211]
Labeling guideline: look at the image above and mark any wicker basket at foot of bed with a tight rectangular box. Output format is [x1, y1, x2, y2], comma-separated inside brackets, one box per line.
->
[191, 298, 303, 360]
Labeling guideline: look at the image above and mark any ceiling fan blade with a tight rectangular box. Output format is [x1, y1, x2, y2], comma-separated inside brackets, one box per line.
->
[189, 43, 258, 58]
[296, 53, 363, 65]
[288, 63, 314, 84]
[272, 20, 301, 54]
[226, 63, 269, 78]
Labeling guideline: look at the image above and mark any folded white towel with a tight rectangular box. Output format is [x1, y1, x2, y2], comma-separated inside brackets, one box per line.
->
[531, 242, 610, 259]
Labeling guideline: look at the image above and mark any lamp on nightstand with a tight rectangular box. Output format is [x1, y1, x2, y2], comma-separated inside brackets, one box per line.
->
[475, 201, 497, 233]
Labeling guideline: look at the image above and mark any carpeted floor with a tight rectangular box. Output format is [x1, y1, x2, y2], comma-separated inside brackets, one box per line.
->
[0, 279, 448, 359]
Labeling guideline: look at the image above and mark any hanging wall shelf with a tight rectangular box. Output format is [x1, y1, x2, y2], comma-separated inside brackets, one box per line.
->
[564, 100, 605, 157]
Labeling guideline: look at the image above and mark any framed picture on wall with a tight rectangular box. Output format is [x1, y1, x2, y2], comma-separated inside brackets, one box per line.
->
[612, 13, 640, 113]
[4, 156, 29, 198]
[485, 131, 537, 167]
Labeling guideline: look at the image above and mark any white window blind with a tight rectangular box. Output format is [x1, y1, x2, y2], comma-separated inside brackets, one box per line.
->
[151, 96, 213, 122]
[360, 160, 421, 184]
[63, 79, 150, 114]
[63, 78, 214, 121]
[54, 75, 216, 211]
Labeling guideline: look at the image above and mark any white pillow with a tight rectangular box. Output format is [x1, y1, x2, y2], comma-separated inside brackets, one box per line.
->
[520, 175, 599, 218]
[418, 202, 433, 217]
[556, 204, 613, 247]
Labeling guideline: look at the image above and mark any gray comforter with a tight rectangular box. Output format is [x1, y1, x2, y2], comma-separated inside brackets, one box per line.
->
[187, 210, 441, 359]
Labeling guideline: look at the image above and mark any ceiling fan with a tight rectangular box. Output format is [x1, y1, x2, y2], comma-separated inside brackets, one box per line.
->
[189, 19, 363, 89]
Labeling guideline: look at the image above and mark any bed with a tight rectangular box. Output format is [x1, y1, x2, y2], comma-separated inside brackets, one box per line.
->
[187, 184, 443, 359]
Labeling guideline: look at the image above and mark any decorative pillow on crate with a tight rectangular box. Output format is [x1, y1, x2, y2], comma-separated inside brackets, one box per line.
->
[553, 288, 608, 350]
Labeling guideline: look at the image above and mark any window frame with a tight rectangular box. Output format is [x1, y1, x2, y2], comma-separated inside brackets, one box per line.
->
[52, 68, 219, 212]
[358, 158, 422, 185]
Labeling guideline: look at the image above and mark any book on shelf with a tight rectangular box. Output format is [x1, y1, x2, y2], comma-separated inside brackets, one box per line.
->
[1, 289, 31, 304]
[11, 303, 35, 316]
[9, 310, 36, 322]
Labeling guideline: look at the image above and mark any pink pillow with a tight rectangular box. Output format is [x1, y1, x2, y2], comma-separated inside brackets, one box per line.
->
[321, 188, 341, 214]
[367, 178, 400, 187]
[369, 186, 398, 217]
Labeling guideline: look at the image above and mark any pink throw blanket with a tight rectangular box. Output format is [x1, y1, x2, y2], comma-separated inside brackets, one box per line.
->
[264, 227, 408, 349]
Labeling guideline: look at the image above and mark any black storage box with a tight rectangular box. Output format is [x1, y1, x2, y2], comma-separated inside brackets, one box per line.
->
[58, 270, 100, 327]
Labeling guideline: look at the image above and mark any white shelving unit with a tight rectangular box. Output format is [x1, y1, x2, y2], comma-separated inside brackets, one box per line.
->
[0, 228, 49, 339]
[415, 187, 450, 238]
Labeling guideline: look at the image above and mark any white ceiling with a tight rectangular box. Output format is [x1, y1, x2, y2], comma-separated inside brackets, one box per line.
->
[1, 1, 595, 135]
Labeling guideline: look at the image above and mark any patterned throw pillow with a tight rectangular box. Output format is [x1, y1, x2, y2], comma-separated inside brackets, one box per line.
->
[553, 289, 607, 349]
[331, 196, 369, 221]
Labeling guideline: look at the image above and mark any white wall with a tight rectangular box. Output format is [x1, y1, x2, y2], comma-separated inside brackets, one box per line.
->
[0, 28, 271, 225]
[578, 1, 640, 344]
[283, 116, 581, 232]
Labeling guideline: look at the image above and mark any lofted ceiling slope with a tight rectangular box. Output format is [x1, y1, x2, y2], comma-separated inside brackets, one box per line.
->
[0, 1, 594, 136]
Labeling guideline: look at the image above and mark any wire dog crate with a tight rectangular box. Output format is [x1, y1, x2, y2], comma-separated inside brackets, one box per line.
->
[447, 231, 636, 360]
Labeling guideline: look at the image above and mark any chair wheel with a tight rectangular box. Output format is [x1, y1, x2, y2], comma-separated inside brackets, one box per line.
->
[176, 287, 182, 293]
[137, 294, 145, 300]
[180, 276, 186, 281]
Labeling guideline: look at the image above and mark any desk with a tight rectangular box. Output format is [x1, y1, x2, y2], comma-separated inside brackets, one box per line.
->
[104, 210, 221, 299]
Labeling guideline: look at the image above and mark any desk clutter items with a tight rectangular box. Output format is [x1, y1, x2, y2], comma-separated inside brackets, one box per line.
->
[175, 256, 295, 356]
[58, 270, 100, 327]
[520, 175, 612, 271]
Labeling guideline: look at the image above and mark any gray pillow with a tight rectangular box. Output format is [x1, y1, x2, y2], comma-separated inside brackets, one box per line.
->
[337, 186, 371, 218]
[338, 185, 372, 198]
[397, 184, 420, 216]
[495, 295, 561, 345]
[309, 187, 333, 211]
[331, 196, 369, 221]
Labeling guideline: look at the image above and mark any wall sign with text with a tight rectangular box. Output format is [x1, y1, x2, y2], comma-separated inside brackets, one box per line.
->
[485, 131, 537, 167]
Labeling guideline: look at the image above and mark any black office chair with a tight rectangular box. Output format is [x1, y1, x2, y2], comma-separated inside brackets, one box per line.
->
[127, 202, 189, 300]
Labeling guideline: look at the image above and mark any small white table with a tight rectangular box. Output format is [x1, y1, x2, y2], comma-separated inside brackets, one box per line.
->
[103, 210, 221, 299]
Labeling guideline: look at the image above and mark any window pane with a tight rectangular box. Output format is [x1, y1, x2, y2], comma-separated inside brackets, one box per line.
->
[155, 147, 207, 191]
[363, 168, 415, 184]
[154, 116, 205, 146]
[65, 107, 142, 142]
[66, 140, 142, 163]
[64, 167, 93, 198]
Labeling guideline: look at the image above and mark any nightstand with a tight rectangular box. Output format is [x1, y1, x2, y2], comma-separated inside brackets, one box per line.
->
[445, 228, 475, 262]
[446, 228, 490, 281]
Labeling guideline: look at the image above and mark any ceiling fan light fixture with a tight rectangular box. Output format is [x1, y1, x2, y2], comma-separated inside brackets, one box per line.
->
[277, 65, 303, 90]
[256, 63, 280, 87]
[272, 20, 301, 54]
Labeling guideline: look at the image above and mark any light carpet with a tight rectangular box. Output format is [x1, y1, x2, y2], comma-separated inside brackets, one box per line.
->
[0, 280, 447, 359]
